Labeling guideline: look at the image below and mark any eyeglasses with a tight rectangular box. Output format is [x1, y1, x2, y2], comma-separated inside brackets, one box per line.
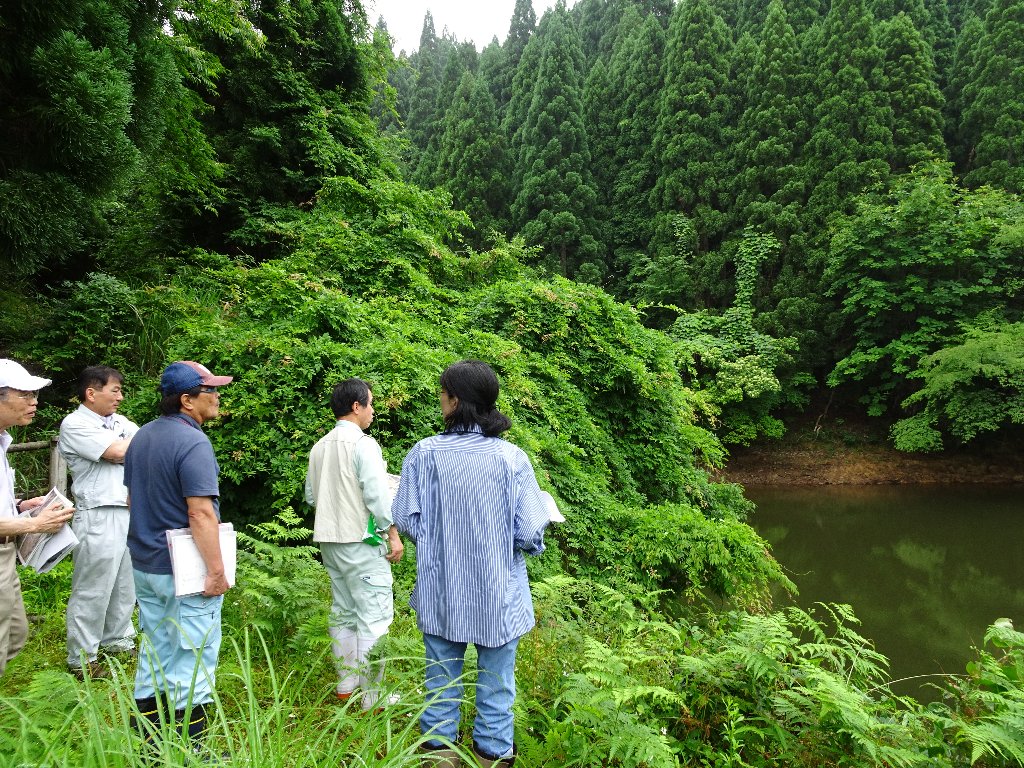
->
[198, 387, 220, 396]
[11, 390, 39, 402]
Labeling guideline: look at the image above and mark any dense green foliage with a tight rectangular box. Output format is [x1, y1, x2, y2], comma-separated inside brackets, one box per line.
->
[605, 10, 666, 288]
[651, 0, 733, 260]
[826, 162, 1024, 417]
[432, 71, 511, 246]
[388, 0, 1024, 450]
[892, 320, 1024, 451]
[959, 0, 1024, 193]
[669, 231, 807, 446]
[0, 0, 217, 276]
[731, 0, 806, 246]
[17, 191, 786, 600]
[511, 2, 601, 278]
[3, 0, 1024, 763]
[178, 0, 394, 259]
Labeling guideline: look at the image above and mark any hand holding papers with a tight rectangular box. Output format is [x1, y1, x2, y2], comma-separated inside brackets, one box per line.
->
[17, 487, 78, 573]
[166, 523, 237, 597]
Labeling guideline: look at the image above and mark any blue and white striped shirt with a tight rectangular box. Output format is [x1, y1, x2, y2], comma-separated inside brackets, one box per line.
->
[392, 428, 549, 647]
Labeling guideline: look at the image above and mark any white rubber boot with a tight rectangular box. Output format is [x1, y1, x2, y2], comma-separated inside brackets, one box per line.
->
[357, 632, 393, 711]
[329, 625, 359, 699]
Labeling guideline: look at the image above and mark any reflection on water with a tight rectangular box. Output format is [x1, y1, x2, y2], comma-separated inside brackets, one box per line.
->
[747, 484, 1024, 700]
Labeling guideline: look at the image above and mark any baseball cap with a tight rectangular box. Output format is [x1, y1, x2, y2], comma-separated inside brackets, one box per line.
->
[160, 361, 234, 396]
[0, 359, 51, 391]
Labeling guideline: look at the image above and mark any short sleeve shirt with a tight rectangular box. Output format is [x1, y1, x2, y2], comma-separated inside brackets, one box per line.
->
[124, 414, 220, 574]
[1, 431, 15, 519]
[58, 404, 139, 509]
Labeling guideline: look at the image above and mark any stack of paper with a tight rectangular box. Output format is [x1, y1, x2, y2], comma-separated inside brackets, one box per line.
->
[540, 491, 566, 523]
[17, 488, 79, 573]
[165, 523, 237, 597]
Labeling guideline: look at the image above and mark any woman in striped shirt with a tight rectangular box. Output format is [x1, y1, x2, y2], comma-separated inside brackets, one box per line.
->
[393, 360, 550, 768]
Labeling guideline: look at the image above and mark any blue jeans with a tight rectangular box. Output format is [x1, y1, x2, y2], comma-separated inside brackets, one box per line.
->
[133, 571, 222, 708]
[421, 633, 519, 758]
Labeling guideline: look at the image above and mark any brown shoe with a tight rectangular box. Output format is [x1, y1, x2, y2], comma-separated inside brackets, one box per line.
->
[70, 660, 110, 680]
[419, 746, 461, 768]
[100, 644, 137, 660]
[471, 743, 515, 768]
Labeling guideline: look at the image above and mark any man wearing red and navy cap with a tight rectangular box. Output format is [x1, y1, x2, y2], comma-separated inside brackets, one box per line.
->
[124, 360, 232, 747]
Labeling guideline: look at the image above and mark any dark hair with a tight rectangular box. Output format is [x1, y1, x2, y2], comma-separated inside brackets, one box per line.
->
[440, 360, 510, 437]
[159, 387, 201, 416]
[78, 365, 124, 401]
[330, 378, 371, 418]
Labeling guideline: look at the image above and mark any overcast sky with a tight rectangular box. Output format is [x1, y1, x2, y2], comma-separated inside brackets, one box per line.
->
[365, 0, 578, 54]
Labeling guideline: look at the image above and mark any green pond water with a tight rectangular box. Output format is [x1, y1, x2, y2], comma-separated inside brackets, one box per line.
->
[747, 484, 1024, 701]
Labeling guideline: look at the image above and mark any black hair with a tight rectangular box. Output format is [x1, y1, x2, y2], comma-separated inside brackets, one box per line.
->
[159, 387, 201, 416]
[330, 378, 371, 418]
[78, 365, 124, 401]
[440, 360, 510, 437]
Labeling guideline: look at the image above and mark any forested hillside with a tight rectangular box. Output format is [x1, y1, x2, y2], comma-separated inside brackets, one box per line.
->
[389, 0, 1024, 449]
[3, 1, 1024, 764]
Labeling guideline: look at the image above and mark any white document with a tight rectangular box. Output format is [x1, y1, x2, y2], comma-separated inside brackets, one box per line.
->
[165, 523, 236, 597]
[17, 487, 79, 573]
[540, 491, 565, 523]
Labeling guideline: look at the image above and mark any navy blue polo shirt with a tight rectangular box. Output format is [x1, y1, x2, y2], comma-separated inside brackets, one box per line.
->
[124, 414, 220, 574]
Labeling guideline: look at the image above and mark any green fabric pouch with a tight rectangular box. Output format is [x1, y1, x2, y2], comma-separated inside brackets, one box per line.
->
[362, 515, 383, 546]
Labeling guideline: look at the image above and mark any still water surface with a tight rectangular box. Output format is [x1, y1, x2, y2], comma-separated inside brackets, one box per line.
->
[747, 484, 1023, 700]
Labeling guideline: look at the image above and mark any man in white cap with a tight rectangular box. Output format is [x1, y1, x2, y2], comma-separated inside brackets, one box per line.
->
[124, 360, 233, 747]
[0, 359, 75, 676]
[59, 365, 140, 678]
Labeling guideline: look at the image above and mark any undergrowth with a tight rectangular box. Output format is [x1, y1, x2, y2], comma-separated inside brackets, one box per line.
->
[5, 514, 1024, 766]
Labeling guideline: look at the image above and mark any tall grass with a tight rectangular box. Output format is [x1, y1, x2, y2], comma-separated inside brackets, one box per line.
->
[7, 549, 1024, 767]
[0, 632, 471, 767]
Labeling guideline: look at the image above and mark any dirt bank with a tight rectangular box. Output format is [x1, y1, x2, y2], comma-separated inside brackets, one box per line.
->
[720, 439, 1024, 485]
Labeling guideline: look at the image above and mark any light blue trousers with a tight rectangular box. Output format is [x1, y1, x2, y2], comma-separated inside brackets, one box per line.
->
[320, 541, 394, 637]
[421, 633, 519, 759]
[133, 570, 222, 708]
[321, 542, 394, 700]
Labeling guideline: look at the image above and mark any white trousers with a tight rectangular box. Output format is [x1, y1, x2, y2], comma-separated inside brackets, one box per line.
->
[65, 505, 136, 667]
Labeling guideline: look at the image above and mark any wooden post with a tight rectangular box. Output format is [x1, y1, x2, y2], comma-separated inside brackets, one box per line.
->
[7, 439, 67, 497]
[50, 437, 68, 495]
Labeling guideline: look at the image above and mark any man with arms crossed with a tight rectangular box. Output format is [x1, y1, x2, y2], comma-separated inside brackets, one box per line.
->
[59, 365, 139, 677]
[125, 360, 232, 745]
[0, 359, 74, 676]
[305, 378, 403, 710]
